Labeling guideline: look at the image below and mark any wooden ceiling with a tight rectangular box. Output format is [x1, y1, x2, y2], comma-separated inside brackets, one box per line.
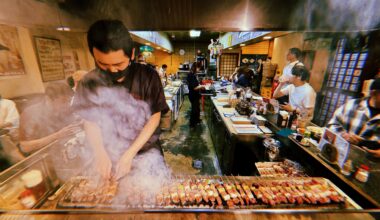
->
[54, 0, 380, 32]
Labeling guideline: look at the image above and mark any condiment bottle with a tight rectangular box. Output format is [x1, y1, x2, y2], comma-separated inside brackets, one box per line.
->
[18, 189, 36, 209]
[21, 170, 46, 199]
[341, 159, 353, 176]
[355, 165, 370, 183]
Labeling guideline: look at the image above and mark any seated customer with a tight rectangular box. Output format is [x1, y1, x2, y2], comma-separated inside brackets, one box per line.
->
[327, 78, 380, 156]
[273, 65, 316, 116]
[0, 94, 19, 136]
[19, 82, 82, 155]
[0, 95, 24, 165]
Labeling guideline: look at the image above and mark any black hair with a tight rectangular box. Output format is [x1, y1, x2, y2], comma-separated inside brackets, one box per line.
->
[370, 78, 380, 91]
[291, 65, 310, 81]
[289, 48, 302, 59]
[87, 19, 134, 58]
[162, 64, 167, 69]
[190, 62, 201, 74]
[45, 82, 74, 100]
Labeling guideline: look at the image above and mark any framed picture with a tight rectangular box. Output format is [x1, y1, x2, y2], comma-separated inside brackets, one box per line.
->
[0, 24, 26, 76]
[34, 37, 64, 82]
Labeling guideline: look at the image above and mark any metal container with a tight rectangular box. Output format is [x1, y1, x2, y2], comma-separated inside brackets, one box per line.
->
[263, 137, 282, 162]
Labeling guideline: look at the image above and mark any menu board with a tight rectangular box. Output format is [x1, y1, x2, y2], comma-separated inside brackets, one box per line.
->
[318, 128, 350, 168]
[34, 37, 64, 82]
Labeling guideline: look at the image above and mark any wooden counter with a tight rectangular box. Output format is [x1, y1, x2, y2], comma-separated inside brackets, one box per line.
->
[0, 211, 377, 220]
[206, 87, 380, 208]
[263, 109, 380, 208]
[205, 94, 269, 175]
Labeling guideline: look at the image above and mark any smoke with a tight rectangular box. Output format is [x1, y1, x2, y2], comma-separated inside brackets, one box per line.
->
[73, 78, 172, 207]
[291, 0, 380, 32]
[114, 148, 171, 207]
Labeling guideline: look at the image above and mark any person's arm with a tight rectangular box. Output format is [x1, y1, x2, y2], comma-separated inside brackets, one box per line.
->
[20, 132, 59, 154]
[363, 144, 380, 157]
[115, 111, 161, 179]
[115, 69, 168, 180]
[19, 123, 82, 154]
[83, 120, 112, 179]
[273, 82, 287, 99]
[326, 104, 363, 144]
[0, 122, 13, 129]
[194, 85, 204, 90]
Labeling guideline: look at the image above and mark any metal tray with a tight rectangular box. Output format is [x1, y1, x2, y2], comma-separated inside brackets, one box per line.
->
[56, 176, 361, 210]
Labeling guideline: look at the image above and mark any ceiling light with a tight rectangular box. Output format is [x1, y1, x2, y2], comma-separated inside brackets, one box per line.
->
[240, 44, 246, 46]
[156, 47, 161, 49]
[56, 26, 70, 31]
[263, 36, 272, 40]
[163, 49, 167, 52]
[189, 30, 201, 37]
[145, 42, 151, 45]
[228, 47, 233, 50]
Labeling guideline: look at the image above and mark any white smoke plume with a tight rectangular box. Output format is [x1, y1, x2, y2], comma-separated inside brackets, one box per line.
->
[291, 0, 380, 32]
[74, 80, 172, 207]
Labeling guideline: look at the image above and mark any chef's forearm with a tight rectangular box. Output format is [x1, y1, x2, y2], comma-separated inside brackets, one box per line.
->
[125, 111, 161, 155]
[83, 120, 108, 156]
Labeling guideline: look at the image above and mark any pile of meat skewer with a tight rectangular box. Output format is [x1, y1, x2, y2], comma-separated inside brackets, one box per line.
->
[66, 178, 118, 204]
[156, 177, 346, 209]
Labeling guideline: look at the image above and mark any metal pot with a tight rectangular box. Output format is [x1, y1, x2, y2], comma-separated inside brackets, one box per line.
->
[263, 137, 282, 162]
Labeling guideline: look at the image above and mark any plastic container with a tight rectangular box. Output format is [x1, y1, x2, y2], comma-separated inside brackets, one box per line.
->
[341, 160, 353, 176]
[355, 165, 370, 183]
[18, 189, 36, 209]
[21, 170, 46, 199]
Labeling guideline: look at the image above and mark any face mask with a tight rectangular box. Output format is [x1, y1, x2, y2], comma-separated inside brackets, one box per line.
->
[96, 62, 130, 83]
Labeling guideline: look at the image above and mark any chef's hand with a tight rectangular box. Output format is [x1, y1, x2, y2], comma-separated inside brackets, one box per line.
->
[115, 150, 136, 180]
[341, 132, 363, 145]
[94, 153, 112, 180]
[363, 147, 380, 158]
[279, 104, 292, 112]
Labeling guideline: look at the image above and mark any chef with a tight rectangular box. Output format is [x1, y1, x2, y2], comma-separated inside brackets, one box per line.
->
[73, 19, 169, 180]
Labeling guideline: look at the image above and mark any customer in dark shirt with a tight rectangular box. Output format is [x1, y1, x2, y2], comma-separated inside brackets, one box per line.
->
[73, 19, 169, 180]
[187, 62, 204, 128]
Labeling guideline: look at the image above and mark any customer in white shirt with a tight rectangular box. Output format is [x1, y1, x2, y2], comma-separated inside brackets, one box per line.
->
[279, 48, 304, 84]
[273, 65, 316, 116]
[158, 64, 167, 78]
[0, 95, 19, 130]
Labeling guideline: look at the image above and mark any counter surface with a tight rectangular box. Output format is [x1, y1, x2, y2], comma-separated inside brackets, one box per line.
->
[210, 88, 380, 208]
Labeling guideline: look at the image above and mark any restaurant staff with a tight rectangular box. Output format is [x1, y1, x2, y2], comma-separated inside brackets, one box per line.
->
[187, 62, 204, 128]
[327, 78, 380, 157]
[279, 48, 304, 84]
[73, 19, 169, 180]
[236, 66, 254, 88]
[273, 65, 316, 116]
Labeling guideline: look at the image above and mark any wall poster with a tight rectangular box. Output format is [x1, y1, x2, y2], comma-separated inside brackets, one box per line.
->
[62, 51, 81, 78]
[34, 37, 64, 82]
[0, 24, 25, 77]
